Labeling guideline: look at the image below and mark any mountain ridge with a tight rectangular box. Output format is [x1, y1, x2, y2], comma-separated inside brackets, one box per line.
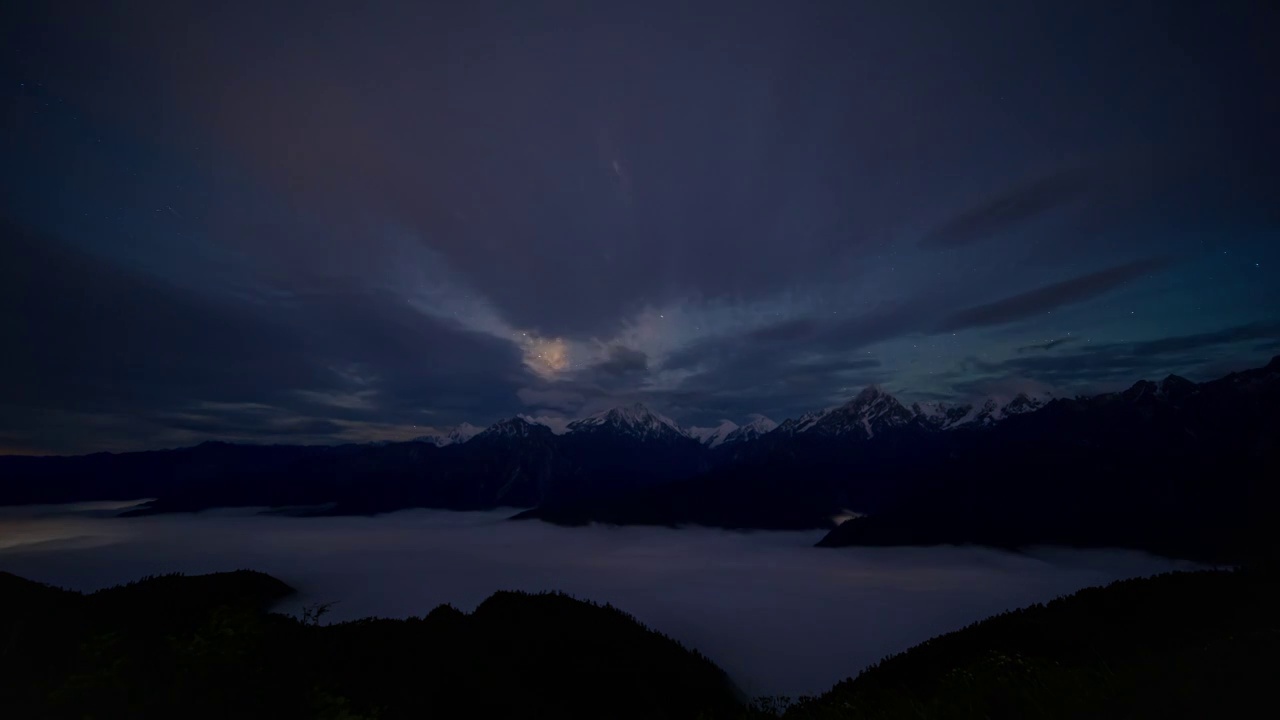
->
[394, 386, 1083, 450]
[2, 356, 1277, 561]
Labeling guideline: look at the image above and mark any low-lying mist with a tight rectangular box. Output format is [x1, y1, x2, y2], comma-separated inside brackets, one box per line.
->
[0, 503, 1198, 697]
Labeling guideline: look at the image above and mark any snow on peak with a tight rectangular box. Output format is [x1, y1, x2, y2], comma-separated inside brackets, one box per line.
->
[980, 393, 1052, 422]
[910, 401, 973, 430]
[741, 413, 778, 433]
[912, 391, 1052, 429]
[1000, 392, 1043, 416]
[567, 402, 685, 440]
[818, 385, 912, 438]
[414, 422, 484, 447]
[477, 416, 551, 440]
[688, 420, 739, 447]
[721, 414, 778, 444]
[775, 408, 830, 435]
[450, 422, 484, 442]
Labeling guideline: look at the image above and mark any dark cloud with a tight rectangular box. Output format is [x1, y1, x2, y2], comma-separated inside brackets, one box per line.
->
[158, 407, 348, 441]
[664, 298, 936, 377]
[1120, 322, 1280, 358]
[594, 346, 649, 377]
[507, 346, 655, 418]
[920, 167, 1096, 249]
[1017, 337, 1080, 353]
[515, 388, 585, 413]
[659, 338, 889, 423]
[0, 219, 530, 452]
[514, 316, 892, 423]
[937, 258, 1171, 332]
[0, 220, 318, 416]
[746, 319, 819, 344]
[14, 1, 1268, 338]
[790, 357, 881, 374]
[949, 322, 1280, 393]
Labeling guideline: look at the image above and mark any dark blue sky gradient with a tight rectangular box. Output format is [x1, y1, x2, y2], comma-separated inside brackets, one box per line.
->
[3, 0, 1277, 453]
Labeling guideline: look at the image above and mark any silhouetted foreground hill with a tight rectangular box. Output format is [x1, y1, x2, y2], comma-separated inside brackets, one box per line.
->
[774, 569, 1280, 719]
[1, 568, 1276, 718]
[0, 571, 738, 720]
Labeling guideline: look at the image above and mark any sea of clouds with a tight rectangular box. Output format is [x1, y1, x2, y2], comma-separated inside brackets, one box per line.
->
[0, 503, 1198, 697]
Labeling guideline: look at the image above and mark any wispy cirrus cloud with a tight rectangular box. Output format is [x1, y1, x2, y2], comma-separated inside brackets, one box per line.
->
[920, 166, 1097, 250]
[937, 258, 1171, 332]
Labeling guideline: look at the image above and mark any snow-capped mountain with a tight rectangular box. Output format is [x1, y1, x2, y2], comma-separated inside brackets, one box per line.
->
[988, 392, 1051, 422]
[805, 385, 914, 439]
[776, 408, 832, 436]
[474, 416, 554, 441]
[720, 414, 778, 444]
[517, 414, 571, 435]
[410, 373, 1199, 452]
[907, 389, 1064, 432]
[937, 392, 1053, 428]
[688, 420, 739, 447]
[422, 386, 1062, 449]
[689, 415, 780, 447]
[1000, 392, 1047, 416]
[10, 356, 1274, 543]
[909, 401, 975, 430]
[565, 402, 688, 442]
[414, 422, 484, 447]
[772, 387, 1057, 438]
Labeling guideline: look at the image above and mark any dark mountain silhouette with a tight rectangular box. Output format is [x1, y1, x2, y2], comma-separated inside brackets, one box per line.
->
[528, 357, 1280, 562]
[3, 568, 1276, 718]
[2, 358, 1277, 560]
[0, 571, 740, 719]
[769, 568, 1280, 719]
[813, 356, 1280, 563]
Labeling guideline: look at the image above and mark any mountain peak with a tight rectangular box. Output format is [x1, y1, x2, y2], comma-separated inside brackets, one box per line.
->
[719, 415, 778, 446]
[567, 402, 685, 441]
[910, 391, 1051, 429]
[911, 401, 974, 430]
[809, 386, 911, 438]
[1157, 374, 1198, 400]
[516, 414, 570, 435]
[839, 384, 901, 411]
[776, 408, 831, 435]
[1123, 379, 1159, 402]
[1001, 393, 1044, 415]
[851, 384, 889, 404]
[741, 414, 778, 433]
[452, 422, 484, 439]
[413, 422, 484, 447]
[688, 420, 739, 447]
[601, 402, 679, 428]
[476, 416, 552, 441]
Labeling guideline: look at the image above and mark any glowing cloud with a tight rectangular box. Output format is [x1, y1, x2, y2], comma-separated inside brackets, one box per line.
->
[519, 333, 571, 378]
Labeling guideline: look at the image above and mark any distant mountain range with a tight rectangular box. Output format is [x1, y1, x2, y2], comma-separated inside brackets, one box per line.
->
[2, 357, 1277, 561]
[409, 386, 1053, 449]
[412, 422, 485, 447]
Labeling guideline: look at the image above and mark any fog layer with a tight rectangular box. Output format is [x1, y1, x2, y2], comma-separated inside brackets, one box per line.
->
[0, 504, 1196, 696]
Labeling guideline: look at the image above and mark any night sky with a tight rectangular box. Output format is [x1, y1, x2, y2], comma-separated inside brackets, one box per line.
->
[3, 0, 1277, 454]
